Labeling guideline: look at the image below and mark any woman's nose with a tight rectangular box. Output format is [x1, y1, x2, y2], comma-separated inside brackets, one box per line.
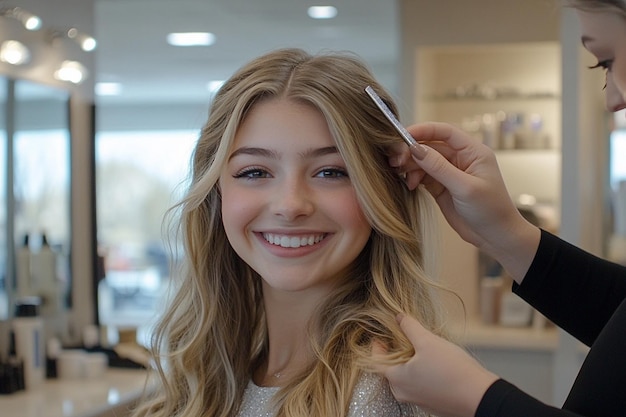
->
[271, 180, 314, 220]
[606, 73, 626, 113]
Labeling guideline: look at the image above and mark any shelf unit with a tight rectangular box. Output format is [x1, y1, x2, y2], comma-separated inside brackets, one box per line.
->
[415, 42, 562, 347]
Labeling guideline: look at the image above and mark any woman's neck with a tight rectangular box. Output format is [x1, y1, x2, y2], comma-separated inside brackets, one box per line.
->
[256, 287, 321, 386]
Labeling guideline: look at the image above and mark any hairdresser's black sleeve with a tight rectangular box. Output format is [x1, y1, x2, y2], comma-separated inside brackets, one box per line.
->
[476, 379, 582, 417]
[476, 229, 626, 416]
[512, 229, 626, 346]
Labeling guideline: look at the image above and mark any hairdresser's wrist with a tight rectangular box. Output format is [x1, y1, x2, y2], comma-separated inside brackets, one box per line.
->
[460, 369, 500, 417]
[481, 218, 541, 285]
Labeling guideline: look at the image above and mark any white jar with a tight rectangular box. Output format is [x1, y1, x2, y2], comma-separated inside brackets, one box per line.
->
[57, 349, 87, 380]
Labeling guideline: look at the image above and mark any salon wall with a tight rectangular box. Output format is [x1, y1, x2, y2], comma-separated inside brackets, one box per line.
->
[1, 0, 96, 340]
[398, 0, 560, 123]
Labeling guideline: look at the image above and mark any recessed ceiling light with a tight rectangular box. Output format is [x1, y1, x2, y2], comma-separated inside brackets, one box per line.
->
[167, 32, 216, 47]
[307, 6, 337, 19]
[96, 82, 122, 96]
[1, 7, 42, 31]
[0, 40, 30, 65]
[23, 15, 41, 31]
[54, 60, 88, 84]
[67, 28, 97, 51]
[207, 80, 225, 94]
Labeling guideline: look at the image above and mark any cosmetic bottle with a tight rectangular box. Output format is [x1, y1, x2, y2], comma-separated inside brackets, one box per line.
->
[46, 337, 61, 379]
[31, 234, 60, 316]
[480, 274, 503, 325]
[0, 330, 25, 393]
[16, 234, 32, 299]
[12, 297, 45, 390]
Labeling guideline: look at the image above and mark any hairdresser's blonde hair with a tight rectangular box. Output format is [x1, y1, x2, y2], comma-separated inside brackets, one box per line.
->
[132, 48, 446, 417]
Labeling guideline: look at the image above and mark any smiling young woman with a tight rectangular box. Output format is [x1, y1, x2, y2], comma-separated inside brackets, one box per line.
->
[128, 48, 449, 417]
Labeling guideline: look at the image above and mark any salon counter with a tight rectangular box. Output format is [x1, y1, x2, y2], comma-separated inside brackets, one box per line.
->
[0, 369, 151, 417]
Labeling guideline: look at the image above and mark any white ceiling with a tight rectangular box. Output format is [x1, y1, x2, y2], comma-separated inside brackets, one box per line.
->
[94, 0, 400, 105]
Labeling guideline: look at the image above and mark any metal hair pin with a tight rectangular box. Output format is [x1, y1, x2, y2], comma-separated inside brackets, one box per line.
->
[365, 85, 418, 148]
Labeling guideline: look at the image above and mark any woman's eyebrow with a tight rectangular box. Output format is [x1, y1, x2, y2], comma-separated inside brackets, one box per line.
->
[228, 147, 278, 161]
[228, 146, 339, 161]
[300, 146, 339, 159]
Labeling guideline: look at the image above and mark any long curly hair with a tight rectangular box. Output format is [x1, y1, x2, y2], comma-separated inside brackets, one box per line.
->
[131, 48, 449, 417]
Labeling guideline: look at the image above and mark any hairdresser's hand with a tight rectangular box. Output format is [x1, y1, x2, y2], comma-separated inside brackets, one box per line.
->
[389, 122, 540, 282]
[374, 314, 499, 417]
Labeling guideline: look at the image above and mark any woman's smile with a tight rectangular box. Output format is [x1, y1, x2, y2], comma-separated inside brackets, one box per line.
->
[262, 232, 327, 248]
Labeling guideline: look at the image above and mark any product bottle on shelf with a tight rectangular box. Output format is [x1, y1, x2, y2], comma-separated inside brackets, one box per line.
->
[0, 330, 25, 393]
[480, 274, 504, 325]
[12, 297, 45, 390]
[16, 234, 32, 299]
[31, 233, 61, 316]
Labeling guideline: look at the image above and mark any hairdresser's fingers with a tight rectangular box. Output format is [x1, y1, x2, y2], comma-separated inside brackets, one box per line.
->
[391, 146, 446, 191]
[408, 134, 492, 199]
[404, 168, 426, 190]
[417, 174, 447, 201]
[410, 145, 477, 198]
[389, 139, 457, 170]
[407, 122, 480, 149]
[396, 314, 428, 349]
[371, 339, 388, 357]
[369, 339, 390, 374]
[389, 134, 469, 192]
[388, 142, 412, 168]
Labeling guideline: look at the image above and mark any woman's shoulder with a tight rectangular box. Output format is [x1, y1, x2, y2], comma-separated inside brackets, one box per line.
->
[348, 372, 430, 417]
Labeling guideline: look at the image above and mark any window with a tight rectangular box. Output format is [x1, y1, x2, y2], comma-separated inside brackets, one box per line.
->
[95, 130, 197, 346]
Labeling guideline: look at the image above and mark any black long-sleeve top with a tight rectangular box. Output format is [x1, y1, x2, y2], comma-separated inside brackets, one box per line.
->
[476, 229, 626, 417]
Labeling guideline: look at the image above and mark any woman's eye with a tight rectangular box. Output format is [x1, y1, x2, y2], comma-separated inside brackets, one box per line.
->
[315, 168, 349, 179]
[589, 59, 613, 72]
[233, 168, 270, 179]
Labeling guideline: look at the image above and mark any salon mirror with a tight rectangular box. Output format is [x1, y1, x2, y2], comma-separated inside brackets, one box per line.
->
[0, 77, 71, 321]
[0, 76, 7, 320]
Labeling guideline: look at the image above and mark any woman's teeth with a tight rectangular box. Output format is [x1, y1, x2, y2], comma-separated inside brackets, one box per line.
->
[263, 233, 325, 248]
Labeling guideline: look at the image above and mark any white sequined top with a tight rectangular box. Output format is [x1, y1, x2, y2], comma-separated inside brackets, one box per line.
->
[236, 372, 429, 417]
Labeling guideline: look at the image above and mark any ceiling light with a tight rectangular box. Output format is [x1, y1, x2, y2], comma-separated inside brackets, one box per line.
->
[207, 80, 225, 94]
[66, 28, 97, 51]
[307, 6, 338, 19]
[0, 40, 30, 65]
[95, 82, 122, 96]
[517, 193, 537, 206]
[167, 32, 215, 47]
[54, 60, 88, 84]
[0, 7, 42, 30]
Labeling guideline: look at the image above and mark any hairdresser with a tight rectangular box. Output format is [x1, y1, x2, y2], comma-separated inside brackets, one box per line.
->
[377, 1, 626, 417]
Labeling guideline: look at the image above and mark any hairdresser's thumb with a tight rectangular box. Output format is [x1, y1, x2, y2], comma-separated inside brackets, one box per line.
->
[396, 313, 428, 349]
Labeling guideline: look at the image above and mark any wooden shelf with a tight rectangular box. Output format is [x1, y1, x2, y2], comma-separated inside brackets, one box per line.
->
[424, 94, 560, 103]
[451, 318, 559, 351]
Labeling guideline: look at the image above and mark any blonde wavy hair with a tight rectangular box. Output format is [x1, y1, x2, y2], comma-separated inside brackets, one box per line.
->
[131, 48, 449, 417]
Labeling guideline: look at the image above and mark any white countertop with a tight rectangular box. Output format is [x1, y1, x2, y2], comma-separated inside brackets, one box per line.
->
[0, 368, 150, 417]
